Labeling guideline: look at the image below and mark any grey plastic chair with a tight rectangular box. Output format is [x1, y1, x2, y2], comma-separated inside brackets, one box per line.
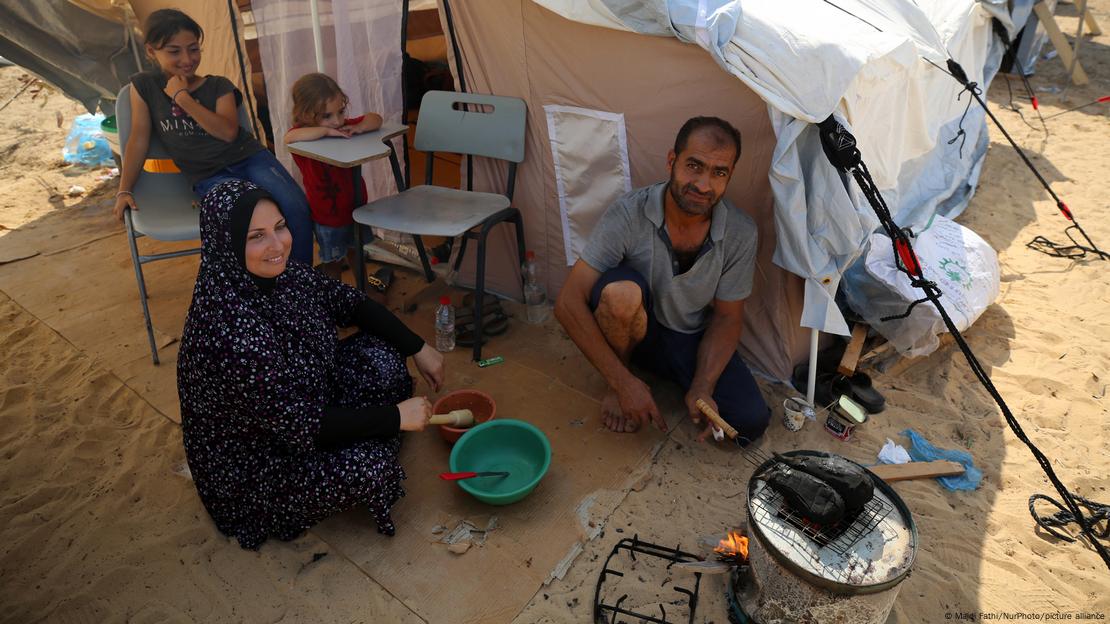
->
[116, 84, 251, 364]
[352, 90, 527, 361]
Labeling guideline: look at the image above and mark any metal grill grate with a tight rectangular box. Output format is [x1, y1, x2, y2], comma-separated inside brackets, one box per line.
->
[751, 482, 892, 557]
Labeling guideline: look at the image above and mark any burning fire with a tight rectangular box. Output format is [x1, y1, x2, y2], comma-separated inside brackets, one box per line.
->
[714, 530, 749, 562]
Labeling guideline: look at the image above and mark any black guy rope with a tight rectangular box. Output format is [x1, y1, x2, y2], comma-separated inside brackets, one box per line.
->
[922, 57, 1110, 261]
[816, 0, 1108, 261]
[817, 115, 1110, 571]
[813, 0, 1110, 566]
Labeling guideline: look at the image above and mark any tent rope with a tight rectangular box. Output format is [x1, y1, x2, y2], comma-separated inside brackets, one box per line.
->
[1042, 95, 1110, 119]
[946, 80, 978, 159]
[923, 57, 1110, 261]
[814, 0, 1107, 261]
[1018, 73, 1049, 139]
[817, 115, 1110, 571]
[1029, 493, 1110, 543]
[1001, 75, 1047, 134]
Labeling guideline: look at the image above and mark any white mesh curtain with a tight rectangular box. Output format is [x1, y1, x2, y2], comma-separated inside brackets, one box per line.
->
[253, 0, 404, 202]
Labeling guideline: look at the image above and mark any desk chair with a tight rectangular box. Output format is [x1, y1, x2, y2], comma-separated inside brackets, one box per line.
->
[116, 84, 252, 364]
[352, 90, 527, 361]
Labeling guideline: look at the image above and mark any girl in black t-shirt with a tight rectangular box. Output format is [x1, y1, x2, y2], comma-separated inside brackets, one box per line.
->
[113, 8, 315, 266]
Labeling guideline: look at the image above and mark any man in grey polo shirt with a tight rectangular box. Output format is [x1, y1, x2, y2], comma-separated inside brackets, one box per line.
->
[555, 117, 769, 441]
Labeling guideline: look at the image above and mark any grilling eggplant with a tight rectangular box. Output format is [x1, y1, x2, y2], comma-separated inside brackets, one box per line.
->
[765, 465, 846, 526]
[774, 453, 875, 513]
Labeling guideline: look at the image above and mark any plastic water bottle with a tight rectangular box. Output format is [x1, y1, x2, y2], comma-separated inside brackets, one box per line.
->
[522, 251, 550, 324]
[435, 295, 455, 352]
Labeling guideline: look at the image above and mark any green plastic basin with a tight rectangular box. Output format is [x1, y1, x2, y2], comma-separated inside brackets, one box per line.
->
[449, 419, 551, 506]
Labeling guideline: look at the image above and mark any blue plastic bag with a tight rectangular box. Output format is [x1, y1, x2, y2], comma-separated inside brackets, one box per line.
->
[900, 428, 982, 491]
[62, 113, 114, 167]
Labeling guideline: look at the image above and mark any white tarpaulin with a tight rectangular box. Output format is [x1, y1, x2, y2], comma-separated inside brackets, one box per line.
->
[534, 0, 1012, 337]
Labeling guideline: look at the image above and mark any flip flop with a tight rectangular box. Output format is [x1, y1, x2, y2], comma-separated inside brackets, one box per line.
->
[366, 266, 394, 293]
[457, 310, 509, 332]
[456, 313, 510, 346]
[456, 298, 503, 322]
[791, 364, 851, 410]
[845, 370, 886, 413]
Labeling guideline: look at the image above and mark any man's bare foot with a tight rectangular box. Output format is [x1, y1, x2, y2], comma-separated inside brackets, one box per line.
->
[601, 391, 640, 433]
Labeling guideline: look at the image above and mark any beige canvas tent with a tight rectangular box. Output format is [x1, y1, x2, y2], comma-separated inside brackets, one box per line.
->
[418, 0, 1010, 382]
[433, 0, 811, 381]
[2, 0, 1008, 384]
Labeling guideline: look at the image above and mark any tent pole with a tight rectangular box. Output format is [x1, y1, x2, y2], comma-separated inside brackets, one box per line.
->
[126, 13, 144, 72]
[806, 328, 819, 407]
[400, 0, 411, 189]
[227, 0, 261, 140]
[310, 0, 325, 72]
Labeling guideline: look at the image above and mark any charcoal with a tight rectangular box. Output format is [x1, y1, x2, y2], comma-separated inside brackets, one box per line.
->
[765, 465, 846, 526]
[775, 454, 875, 512]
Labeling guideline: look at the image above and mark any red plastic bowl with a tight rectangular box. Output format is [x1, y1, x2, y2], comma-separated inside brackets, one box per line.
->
[433, 389, 496, 445]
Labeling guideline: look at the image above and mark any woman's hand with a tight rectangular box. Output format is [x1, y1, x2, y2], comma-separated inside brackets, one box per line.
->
[413, 343, 445, 393]
[113, 192, 137, 221]
[398, 396, 432, 432]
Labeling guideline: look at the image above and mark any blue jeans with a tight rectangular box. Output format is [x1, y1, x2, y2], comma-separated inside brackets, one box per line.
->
[314, 222, 355, 264]
[589, 265, 771, 442]
[193, 150, 314, 265]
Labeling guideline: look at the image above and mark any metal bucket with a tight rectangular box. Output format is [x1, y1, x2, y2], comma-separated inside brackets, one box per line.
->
[736, 450, 918, 623]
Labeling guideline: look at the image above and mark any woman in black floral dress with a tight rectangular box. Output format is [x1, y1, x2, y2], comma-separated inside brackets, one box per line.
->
[177, 179, 445, 550]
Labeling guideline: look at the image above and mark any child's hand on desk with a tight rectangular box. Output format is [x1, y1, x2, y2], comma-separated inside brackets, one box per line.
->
[342, 114, 383, 136]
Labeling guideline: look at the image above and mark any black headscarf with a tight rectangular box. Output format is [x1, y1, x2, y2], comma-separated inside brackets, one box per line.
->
[228, 185, 283, 292]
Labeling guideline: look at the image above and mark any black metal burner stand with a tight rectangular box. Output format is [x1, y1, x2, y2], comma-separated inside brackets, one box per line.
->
[593, 535, 703, 624]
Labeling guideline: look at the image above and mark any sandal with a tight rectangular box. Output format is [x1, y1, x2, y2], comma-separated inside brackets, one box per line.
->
[845, 370, 886, 413]
[791, 364, 851, 410]
[456, 298, 503, 322]
[366, 266, 394, 293]
[456, 312, 510, 346]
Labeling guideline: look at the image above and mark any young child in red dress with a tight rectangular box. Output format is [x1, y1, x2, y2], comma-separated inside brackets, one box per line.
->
[285, 73, 383, 280]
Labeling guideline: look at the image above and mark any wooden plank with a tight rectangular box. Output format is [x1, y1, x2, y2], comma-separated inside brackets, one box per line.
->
[869, 461, 965, 482]
[1033, 2, 1090, 86]
[876, 332, 957, 376]
[838, 323, 869, 376]
[1084, 6, 1103, 36]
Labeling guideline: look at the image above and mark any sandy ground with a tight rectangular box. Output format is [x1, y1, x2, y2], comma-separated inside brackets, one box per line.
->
[2, 2, 1110, 621]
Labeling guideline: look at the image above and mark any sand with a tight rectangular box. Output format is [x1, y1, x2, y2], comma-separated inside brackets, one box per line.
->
[2, 3, 1109, 621]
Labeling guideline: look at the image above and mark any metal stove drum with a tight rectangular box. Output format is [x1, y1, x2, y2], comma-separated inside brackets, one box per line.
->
[729, 450, 918, 624]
